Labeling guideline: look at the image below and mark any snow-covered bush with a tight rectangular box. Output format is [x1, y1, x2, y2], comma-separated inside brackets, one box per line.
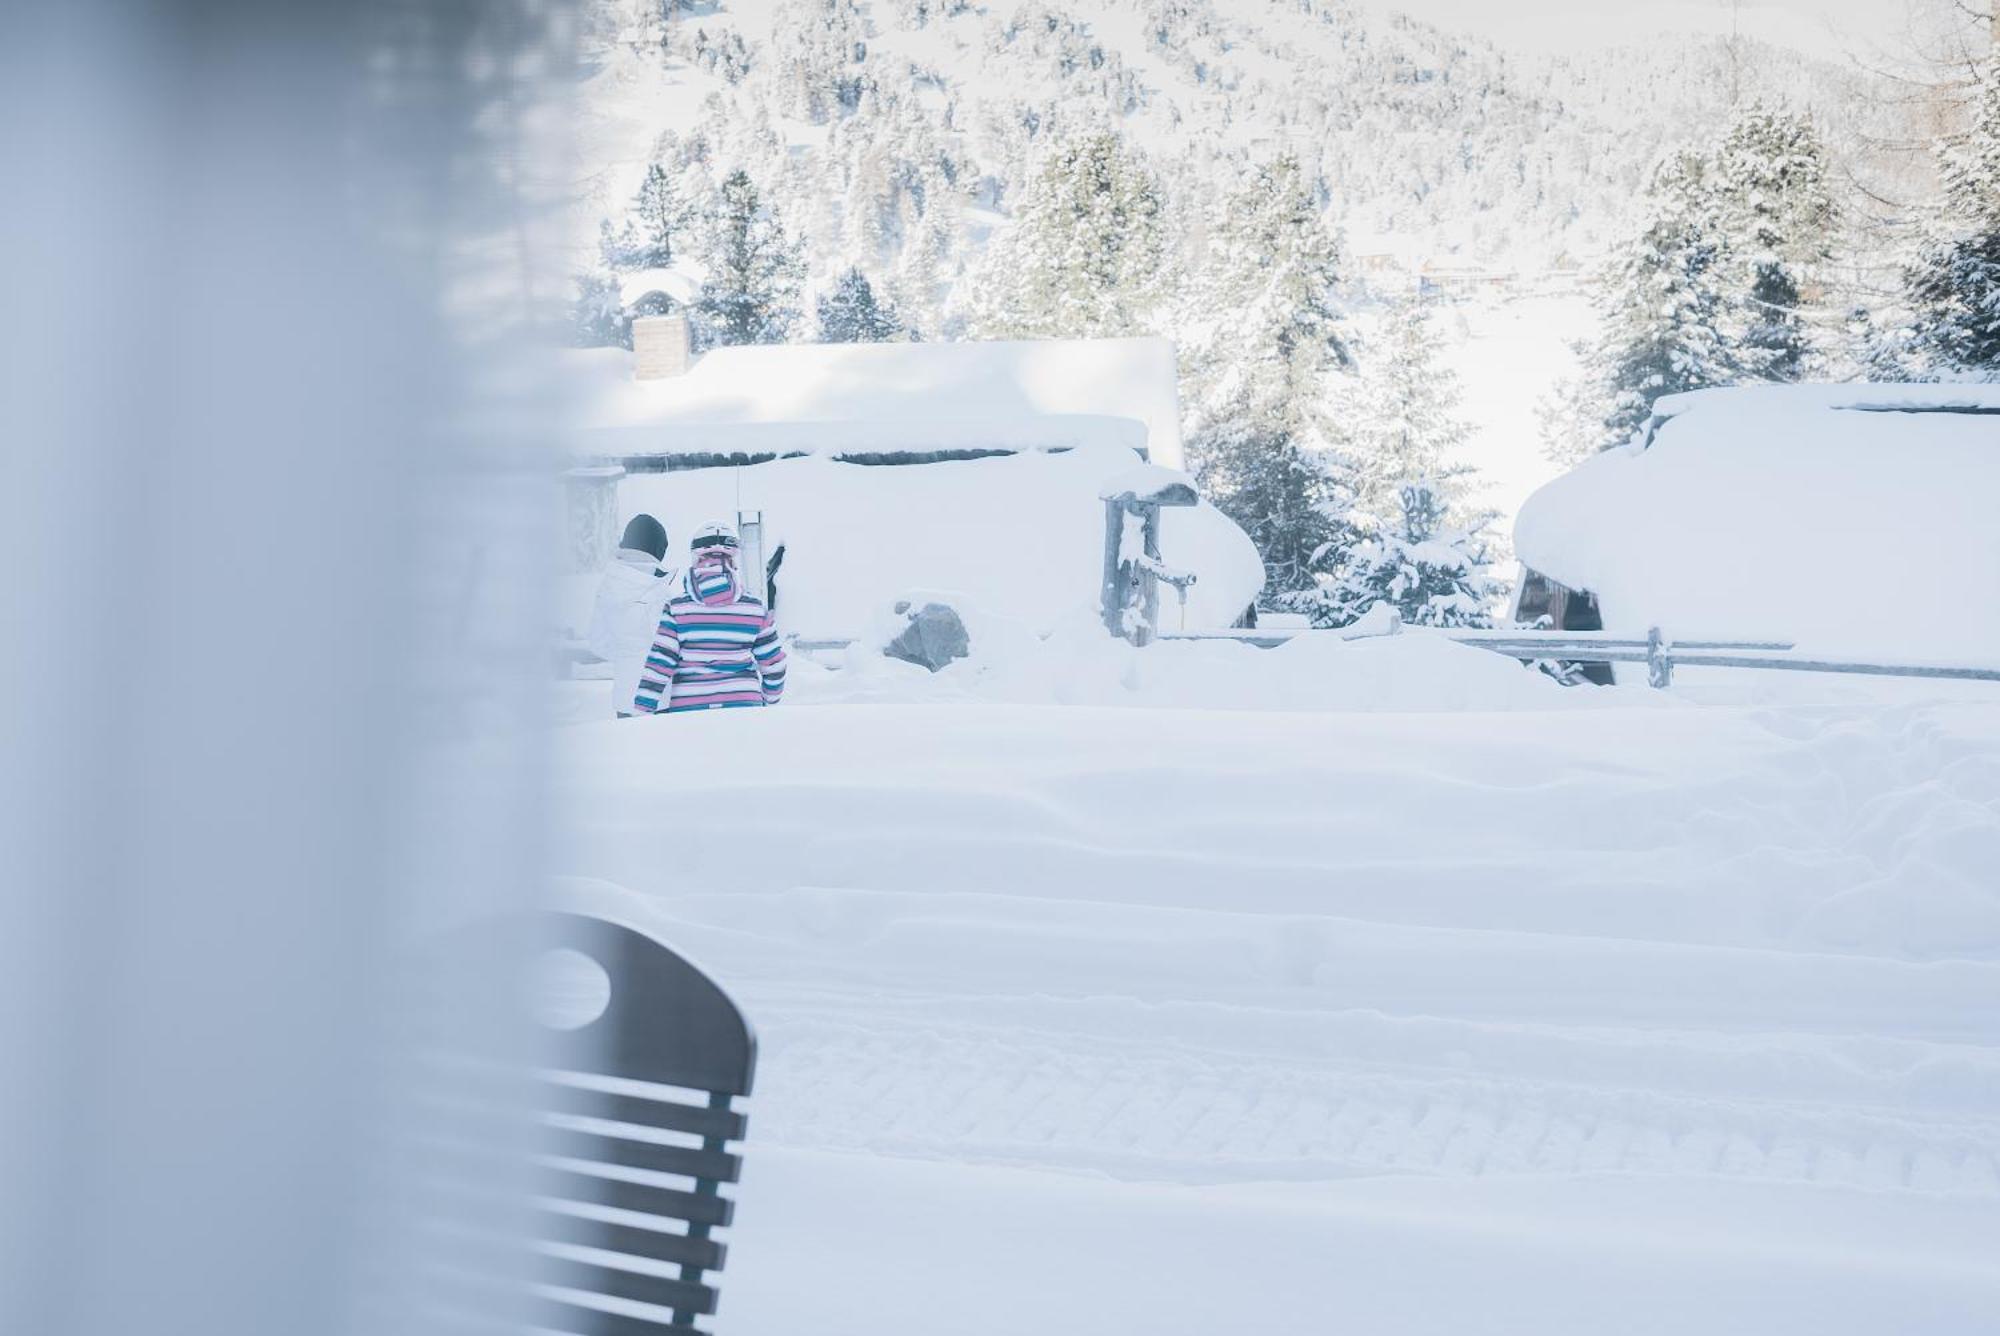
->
[1282, 482, 1503, 629]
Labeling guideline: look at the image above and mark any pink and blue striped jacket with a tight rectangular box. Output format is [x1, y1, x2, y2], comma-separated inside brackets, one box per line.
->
[632, 557, 786, 714]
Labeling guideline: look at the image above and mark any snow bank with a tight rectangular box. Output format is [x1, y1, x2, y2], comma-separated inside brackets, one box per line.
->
[796, 622, 1612, 713]
[1515, 383, 2000, 661]
[564, 335, 1186, 467]
[614, 446, 1263, 638]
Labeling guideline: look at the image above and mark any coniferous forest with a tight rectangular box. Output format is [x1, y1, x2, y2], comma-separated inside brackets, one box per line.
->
[573, 0, 1999, 619]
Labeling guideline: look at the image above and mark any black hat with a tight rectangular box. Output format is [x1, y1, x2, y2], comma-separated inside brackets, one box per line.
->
[620, 514, 668, 561]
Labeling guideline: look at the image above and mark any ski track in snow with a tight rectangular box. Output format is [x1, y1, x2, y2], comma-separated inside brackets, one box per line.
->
[748, 1006, 2000, 1194]
[554, 693, 2000, 1204]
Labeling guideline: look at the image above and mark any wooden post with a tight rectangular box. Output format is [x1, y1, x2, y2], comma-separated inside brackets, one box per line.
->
[1134, 501, 1163, 648]
[1646, 626, 1673, 689]
[1101, 499, 1130, 639]
[1100, 472, 1201, 645]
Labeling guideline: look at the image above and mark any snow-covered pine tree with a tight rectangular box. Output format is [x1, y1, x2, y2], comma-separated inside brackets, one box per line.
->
[816, 267, 908, 341]
[1713, 106, 1836, 381]
[1905, 56, 2000, 376]
[891, 189, 960, 338]
[630, 162, 692, 268]
[1342, 295, 1478, 523]
[599, 158, 696, 273]
[1582, 149, 1739, 449]
[773, 0, 871, 125]
[1186, 154, 1351, 433]
[1542, 109, 1842, 463]
[971, 132, 1170, 339]
[1839, 303, 1925, 380]
[1181, 155, 1357, 601]
[694, 168, 805, 347]
[1312, 481, 1503, 629]
[1536, 358, 1620, 467]
[1196, 423, 1357, 599]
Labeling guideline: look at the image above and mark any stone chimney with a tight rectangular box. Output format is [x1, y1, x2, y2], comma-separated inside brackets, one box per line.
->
[632, 313, 691, 380]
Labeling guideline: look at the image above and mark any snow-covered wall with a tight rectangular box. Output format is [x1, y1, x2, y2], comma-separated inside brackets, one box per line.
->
[616, 446, 1262, 640]
[1514, 384, 2000, 660]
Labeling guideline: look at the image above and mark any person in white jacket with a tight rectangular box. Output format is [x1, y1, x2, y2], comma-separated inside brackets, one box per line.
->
[585, 514, 680, 718]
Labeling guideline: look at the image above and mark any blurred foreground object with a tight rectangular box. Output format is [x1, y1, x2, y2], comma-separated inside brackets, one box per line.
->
[1, 2, 578, 1334]
[528, 915, 758, 1332]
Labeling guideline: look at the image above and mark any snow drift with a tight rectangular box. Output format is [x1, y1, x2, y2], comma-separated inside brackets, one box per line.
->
[613, 446, 1264, 639]
[789, 622, 1613, 713]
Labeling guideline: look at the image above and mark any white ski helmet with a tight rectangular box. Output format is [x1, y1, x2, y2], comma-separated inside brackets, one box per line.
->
[689, 522, 740, 557]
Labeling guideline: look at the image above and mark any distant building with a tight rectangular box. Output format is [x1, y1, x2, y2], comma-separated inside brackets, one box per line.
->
[1418, 261, 1517, 301]
[1345, 231, 1423, 293]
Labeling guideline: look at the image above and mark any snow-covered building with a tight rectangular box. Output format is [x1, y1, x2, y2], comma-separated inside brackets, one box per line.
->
[1417, 260, 1517, 301]
[1513, 383, 2000, 662]
[566, 322, 1187, 470]
[560, 326, 1264, 641]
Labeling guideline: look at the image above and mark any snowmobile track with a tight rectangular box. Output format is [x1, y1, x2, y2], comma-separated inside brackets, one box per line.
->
[747, 1016, 2000, 1196]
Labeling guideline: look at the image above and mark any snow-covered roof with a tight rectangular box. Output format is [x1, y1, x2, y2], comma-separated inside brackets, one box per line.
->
[616, 268, 699, 307]
[1514, 382, 2000, 659]
[564, 336, 1186, 469]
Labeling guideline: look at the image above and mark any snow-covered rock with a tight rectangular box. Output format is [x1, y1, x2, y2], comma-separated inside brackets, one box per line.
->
[882, 601, 971, 673]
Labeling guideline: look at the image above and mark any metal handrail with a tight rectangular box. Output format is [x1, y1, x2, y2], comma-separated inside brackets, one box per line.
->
[1159, 626, 2000, 687]
[786, 626, 2000, 687]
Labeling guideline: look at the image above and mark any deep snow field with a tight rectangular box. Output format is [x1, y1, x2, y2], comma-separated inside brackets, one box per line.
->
[551, 633, 2000, 1334]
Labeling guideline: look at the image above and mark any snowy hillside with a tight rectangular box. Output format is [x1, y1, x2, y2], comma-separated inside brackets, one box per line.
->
[576, 0, 1887, 281]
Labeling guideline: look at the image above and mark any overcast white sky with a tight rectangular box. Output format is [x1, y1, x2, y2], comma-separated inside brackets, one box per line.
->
[1366, 0, 1932, 61]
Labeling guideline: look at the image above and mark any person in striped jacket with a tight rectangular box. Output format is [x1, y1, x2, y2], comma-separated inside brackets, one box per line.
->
[632, 523, 787, 715]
